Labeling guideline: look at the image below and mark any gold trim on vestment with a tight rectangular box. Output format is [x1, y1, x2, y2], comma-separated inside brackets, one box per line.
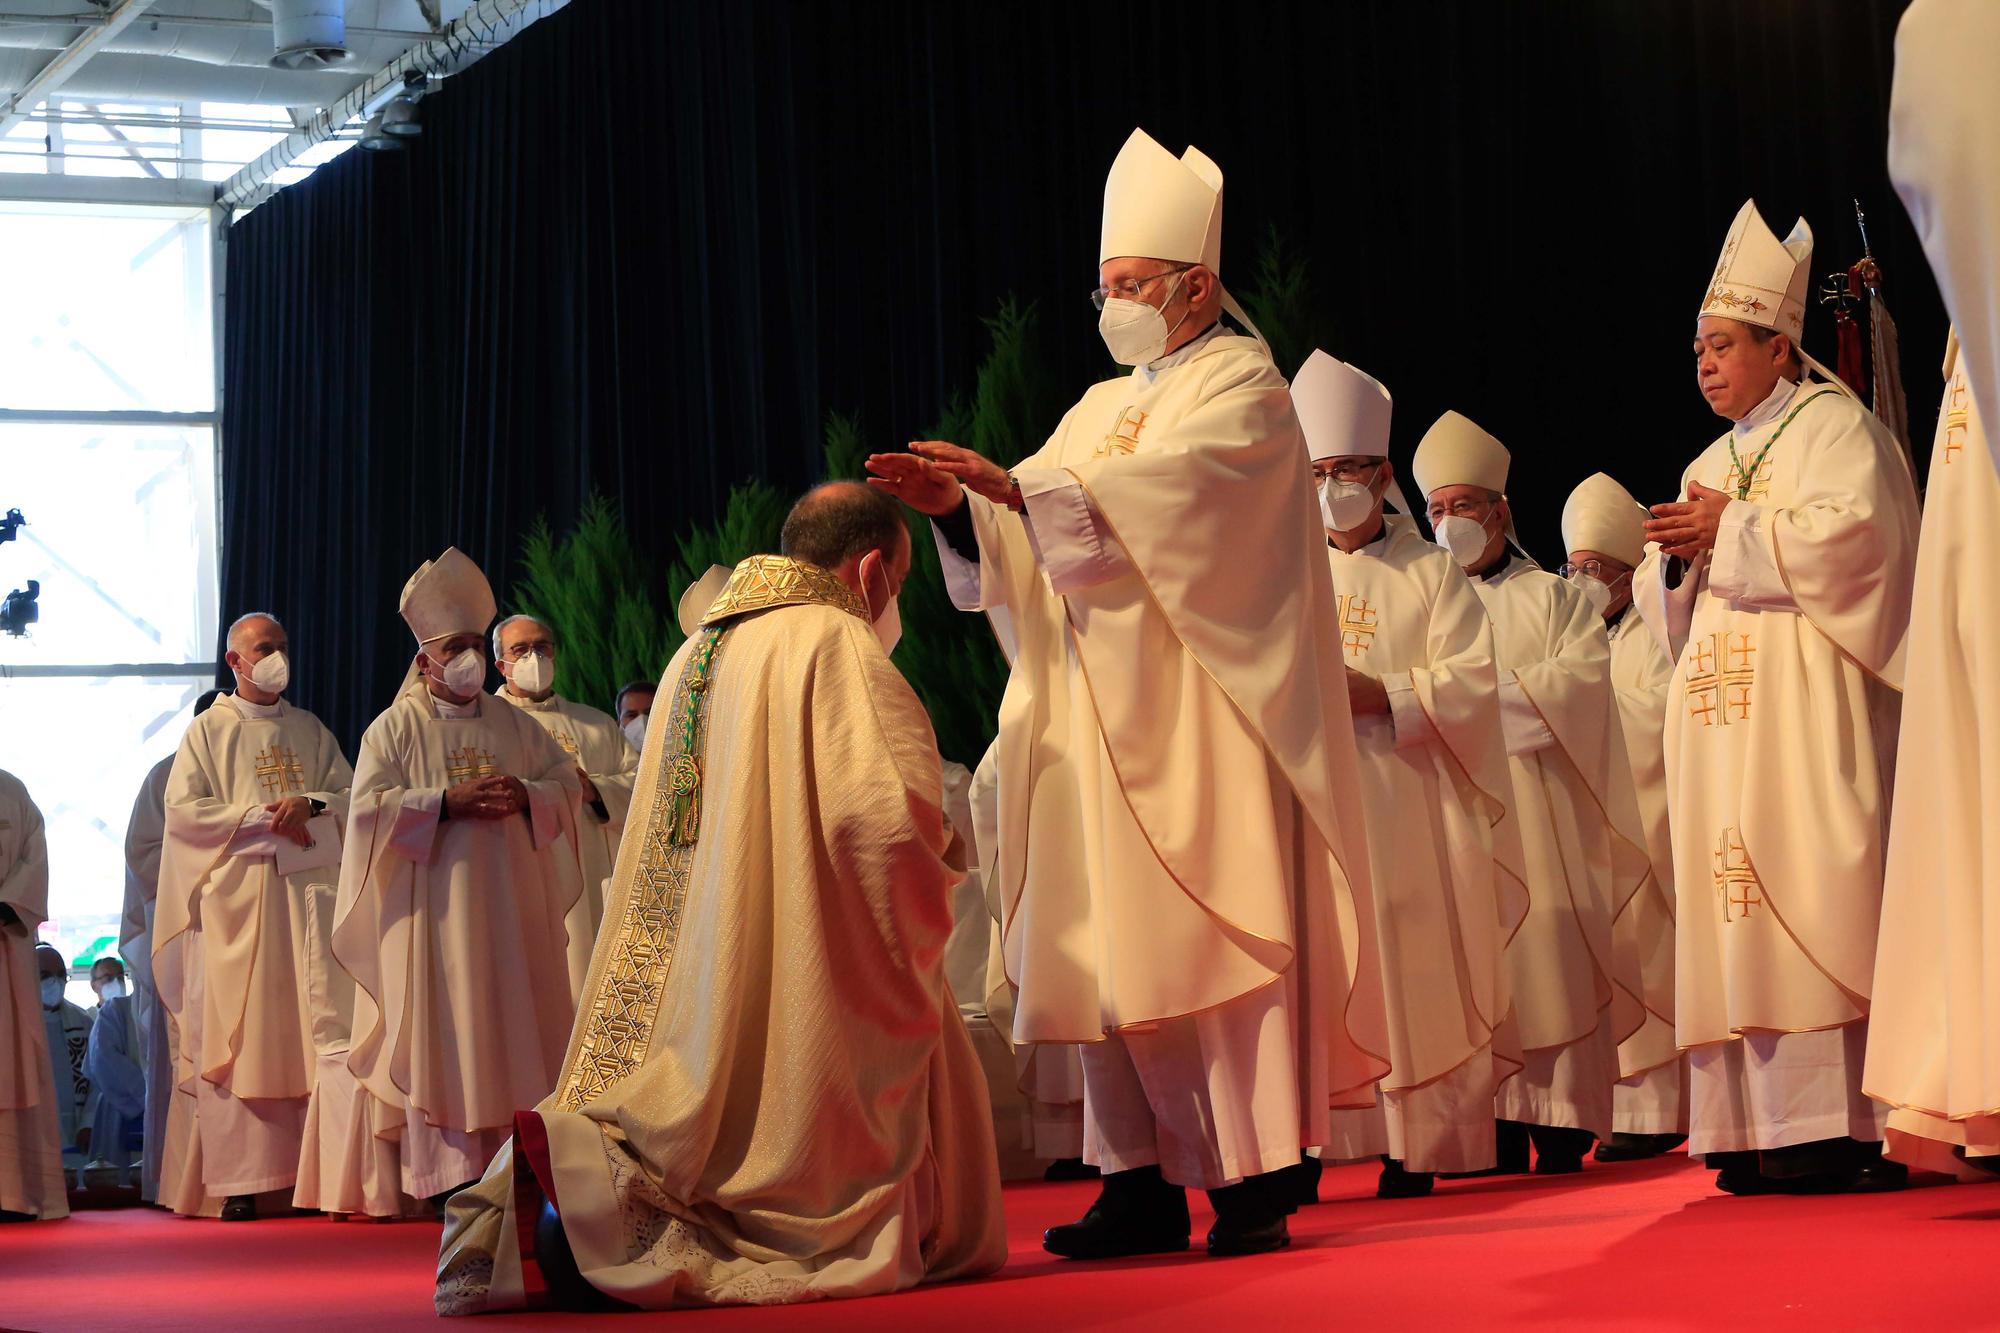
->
[555, 625, 731, 1112]
[701, 554, 869, 628]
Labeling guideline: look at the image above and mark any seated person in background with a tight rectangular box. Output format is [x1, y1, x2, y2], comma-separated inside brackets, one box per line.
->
[37, 945, 94, 1175]
[84, 956, 146, 1186]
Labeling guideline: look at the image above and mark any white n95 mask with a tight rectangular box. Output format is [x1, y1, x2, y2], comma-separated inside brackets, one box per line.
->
[247, 650, 290, 694]
[622, 714, 649, 752]
[440, 648, 486, 697]
[510, 651, 552, 695]
[1433, 514, 1492, 567]
[1570, 573, 1613, 615]
[1319, 478, 1378, 532]
[1097, 273, 1188, 367]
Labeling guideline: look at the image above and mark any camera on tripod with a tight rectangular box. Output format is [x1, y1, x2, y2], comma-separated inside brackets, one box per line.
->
[1, 508, 39, 638]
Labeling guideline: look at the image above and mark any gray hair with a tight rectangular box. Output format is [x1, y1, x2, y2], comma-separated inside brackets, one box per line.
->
[226, 611, 284, 655]
[492, 613, 555, 659]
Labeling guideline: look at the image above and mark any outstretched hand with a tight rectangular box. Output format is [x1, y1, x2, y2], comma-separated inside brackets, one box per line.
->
[866, 441, 1013, 512]
[1643, 481, 1731, 560]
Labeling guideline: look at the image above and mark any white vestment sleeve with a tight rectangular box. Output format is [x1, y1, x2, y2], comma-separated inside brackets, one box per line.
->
[223, 808, 286, 859]
[1498, 674, 1556, 756]
[1381, 671, 1438, 749]
[1707, 501, 1799, 610]
[389, 789, 444, 861]
[1016, 466, 1134, 596]
[932, 521, 986, 611]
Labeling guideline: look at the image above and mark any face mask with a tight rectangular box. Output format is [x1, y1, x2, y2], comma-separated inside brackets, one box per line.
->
[874, 592, 902, 656]
[41, 977, 63, 1008]
[510, 651, 553, 696]
[434, 648, 486, 698]
[1433, 513, 1493, 567]
[246, 650, 289, 695]
[95, 978, 126, 1001]
[1319, 476, 1380, 532]
[621, 714, 648, 752]
[1097, 273, 1188, 366]
[1570, 573, 1613, 616]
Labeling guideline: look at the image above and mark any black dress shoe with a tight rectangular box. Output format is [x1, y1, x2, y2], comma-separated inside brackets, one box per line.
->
[1529, 1124, 1595, 1174]
[1376, 1157, 1435, 1199]
[1205, 1169, 1295, 1257]
[1043, 1157, 1102, 1182]
[1043, 1165, 1191, 1259]
[1442, 1119, 1532, 1178]
[1708, 1149, 1770, 1196]
[220, 1194, 257, 1221]
[1833, 1142, 1908, 1193]
[1285, 1154, 1324, 1207]
[1206, 1213, 1290, 1257]
[1593, 1132, 1687, 1162]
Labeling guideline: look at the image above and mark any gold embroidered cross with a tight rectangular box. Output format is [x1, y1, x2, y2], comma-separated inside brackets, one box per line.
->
[1711, 827, 1761, 922]
[1336, 594, 1379, 659]
[1946, 375, 1970, 466]
[1685, 631, 1755, 726]
[552, 731, 580, 757]
[253, 746, 306, 798]
[445, 747, 499, 783]
[1094, 407, 1149, 458]
[1721, 455, 1774, 501]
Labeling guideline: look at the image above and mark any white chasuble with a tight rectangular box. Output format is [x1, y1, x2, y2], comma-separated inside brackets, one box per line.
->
[151, 696, 354, 1206]
[1476, 561, 1647, 1138]
[1634, 377, 1918, 1151]
[493, 689, 640, 997]
[0, 770, 64, 1219]
[330, 686, 583, 1205]
[1322, 518, 1527, 1172]
[1607, 610, 1686, 1133]
[1867, 339, 2000, 1174]
[937, 333, 1388, 1152]
[119, 753, 173, 1201]
[435, 557, 1006, 1313]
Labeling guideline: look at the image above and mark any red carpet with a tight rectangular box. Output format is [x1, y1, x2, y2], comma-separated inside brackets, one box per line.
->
[7, 1155, 1994, 1330]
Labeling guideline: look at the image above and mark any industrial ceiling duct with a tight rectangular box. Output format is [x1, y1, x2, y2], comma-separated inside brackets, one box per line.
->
[264, 0, 351, 71]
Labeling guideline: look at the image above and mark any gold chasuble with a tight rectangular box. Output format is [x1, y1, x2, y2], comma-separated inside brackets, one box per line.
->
[1634, 377, 1920, 1051]
[1322, 518, 1527, 1172]
[1868, 337, 2000, 1173]
[435, 557, 1006, 1314]
[948, 333, 1388, 1114]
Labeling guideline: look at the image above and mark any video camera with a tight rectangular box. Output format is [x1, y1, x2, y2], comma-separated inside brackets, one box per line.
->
[1, 509, 38, 637]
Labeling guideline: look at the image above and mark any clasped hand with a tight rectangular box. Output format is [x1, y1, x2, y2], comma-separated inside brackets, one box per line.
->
[445, 774, 528, 821]
[266, 795, 316, 847]
[1346, 668, 1390, 717]
[1643, 481, 1731, 560]
[865, 442, 1012, 515]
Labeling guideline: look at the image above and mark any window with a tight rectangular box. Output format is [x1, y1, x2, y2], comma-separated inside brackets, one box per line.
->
[0, 200, 219, 997]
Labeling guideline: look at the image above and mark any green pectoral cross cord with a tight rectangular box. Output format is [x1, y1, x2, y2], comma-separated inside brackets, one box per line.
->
[1727, 389, 1838, 501]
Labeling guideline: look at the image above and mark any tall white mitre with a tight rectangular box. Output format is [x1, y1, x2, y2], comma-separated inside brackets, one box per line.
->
[1411, 410, 1510, 498]
[1560, 473, 1647, 565]
[399, 546, 497, 644]
[676, 564, 732, 639]
[1292, 347, 1413, 514]
[1100, 127, 1268, 350]
[1698, 198, 1860, 400]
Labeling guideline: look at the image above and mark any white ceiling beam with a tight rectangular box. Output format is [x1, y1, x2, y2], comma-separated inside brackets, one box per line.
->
[0, 168, 214, 208]
[0, 0, 161, 136]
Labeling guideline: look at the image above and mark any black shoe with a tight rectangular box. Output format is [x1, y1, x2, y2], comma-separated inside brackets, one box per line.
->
[0, 1208, 35, 1222]
[1708, 1149, 1770, 1196]
[1043, 1157, 1101, 1182]
[1376, 1157, 1434, 1199]
[1444, 1119, 1532, 1178]
[1832, 1142, 1908, 1193]
[220, 1194, 256, 1221]
[1042, 1165, 1191, 1260]
[1284, 1154, 1324, 1207]
[1529, 1124, 1595, 1175]
[1593, 1132, 1687, 1163]
[1205, 1170, 1295, 1257]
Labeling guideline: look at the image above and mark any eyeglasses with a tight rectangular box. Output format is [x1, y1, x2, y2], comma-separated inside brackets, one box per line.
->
[501, 642, 554, 661]
[1557, 560, 1628, 581]
[1312, 458, 1386, 484]
[1090, 264, 1191, 311]
[1426, 497, 1496, 523]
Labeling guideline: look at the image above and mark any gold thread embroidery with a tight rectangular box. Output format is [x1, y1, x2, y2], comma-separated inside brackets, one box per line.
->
[252, 746, 306, 798]
[1721, 454, 1775, 501]
[1093, 406, 1148, 458]
[1711, 827, 1762, 922]
[1336, 593, 1379, 659]
[1702, 286, 1770, 319]
[702, 554, 868, 627]
[1946, 374, 1970, 466]
[556, 626, 728, 1110]
[443, 747, 499, 783]
[1684, 631, 1754, 727]
[551, 730, 580, 757]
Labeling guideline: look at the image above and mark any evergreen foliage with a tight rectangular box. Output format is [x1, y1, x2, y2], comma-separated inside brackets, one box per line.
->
[1238, 224, 1318, 380]
[513, 495, 677, 716]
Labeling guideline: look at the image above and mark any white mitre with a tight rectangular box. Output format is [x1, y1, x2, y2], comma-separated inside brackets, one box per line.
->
[1292, 348, 1412, 514]
[1560, 472, 1647, 566]
[399, 546, 497, 645]
[1411, 410, 1510, 499]
[677, 564, 732, 638]
[1700, 198, 1812, 341]
[1100, 127, 1267, 351]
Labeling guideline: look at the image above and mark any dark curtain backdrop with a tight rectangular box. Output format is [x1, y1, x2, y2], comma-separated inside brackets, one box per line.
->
[222, 0, 1939, 750]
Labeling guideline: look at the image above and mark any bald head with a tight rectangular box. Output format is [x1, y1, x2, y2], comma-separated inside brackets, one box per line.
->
[781, 482, 908, 572]
[227, 612, 284, 656]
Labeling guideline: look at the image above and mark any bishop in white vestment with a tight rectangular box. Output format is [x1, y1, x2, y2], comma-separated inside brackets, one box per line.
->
[1562, 474, 1687, 1161]
[867, 129, 1387, 1258]
[1635, 200, 1920, 1194]
[490, 614, 640, 997]
[435, 490, 1005, 1313]
[153, 615, 354, 1219]
[323, 548, 584, 1213]
[0, 770, 64, 1220]
[1294, 352, 1525, 1194]
[1413, 413, 1646, 1175]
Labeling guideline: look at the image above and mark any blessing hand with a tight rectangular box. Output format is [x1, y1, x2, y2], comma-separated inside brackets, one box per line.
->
[1643, 481, 1731, 560]
[865, 450, 965, 516]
